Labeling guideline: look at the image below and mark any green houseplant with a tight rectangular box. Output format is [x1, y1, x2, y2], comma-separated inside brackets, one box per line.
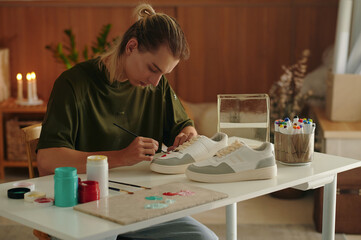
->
[46, 24, 118, 69]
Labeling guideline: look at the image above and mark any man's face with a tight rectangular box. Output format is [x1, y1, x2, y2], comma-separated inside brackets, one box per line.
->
[123, 39, 179, 87]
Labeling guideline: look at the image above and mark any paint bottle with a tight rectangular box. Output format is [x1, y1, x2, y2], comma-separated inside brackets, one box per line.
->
[86, 155, 108, 198]
[54, 167, 78, 207]
[78, 180, 100, 203]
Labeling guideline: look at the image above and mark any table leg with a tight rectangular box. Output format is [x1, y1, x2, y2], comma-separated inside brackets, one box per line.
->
[226, 203, 237, 240]
[322, 174, 337, 240]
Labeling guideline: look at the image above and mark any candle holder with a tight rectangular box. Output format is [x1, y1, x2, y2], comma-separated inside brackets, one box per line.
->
[17, 98, 44, 106]
[15, 72, 43, 106]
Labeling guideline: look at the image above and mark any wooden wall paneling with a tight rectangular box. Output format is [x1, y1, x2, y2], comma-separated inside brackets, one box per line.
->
[293, 5, 337, 73]
[44, 7, 135, 101]
[51, 6, 176, 98]
[176, 7, 207, 102]
[216, 7, 240, 96]
[1, 7, 27, 98]
[68, 7, 133, 59]
[0, 6, 71, 101]
[29, 7, 71, 101]
[294, 0, 338, 6]
[67, 7, 132, 70]
[0, 0, 293, 8]
[207, 7, 241, 101]
[234, 6, 293, 95]
[0, 1, 338, 104]
[0, 5, 176, 102]
[315, 6, 338, 52]
[177, 5, 293, 103]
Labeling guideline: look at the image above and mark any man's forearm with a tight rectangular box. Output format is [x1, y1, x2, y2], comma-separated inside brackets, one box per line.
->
[37, 147, 130, 176]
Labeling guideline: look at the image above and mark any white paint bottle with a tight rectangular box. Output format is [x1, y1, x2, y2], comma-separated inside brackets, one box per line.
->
[86, 155, 108, 198]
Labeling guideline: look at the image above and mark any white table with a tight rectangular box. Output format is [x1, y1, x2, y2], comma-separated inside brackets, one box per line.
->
[0, 152, 360, 240]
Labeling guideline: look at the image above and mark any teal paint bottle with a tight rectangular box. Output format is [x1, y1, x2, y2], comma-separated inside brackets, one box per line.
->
[54, 167, 78, 207]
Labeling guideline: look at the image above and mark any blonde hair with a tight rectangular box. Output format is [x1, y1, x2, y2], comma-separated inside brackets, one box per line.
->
[99, 3, 190, 83]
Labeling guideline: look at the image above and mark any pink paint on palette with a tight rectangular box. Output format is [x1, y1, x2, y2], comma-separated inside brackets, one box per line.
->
[177, 190, 195, 196]
[162, 190, 195, 196]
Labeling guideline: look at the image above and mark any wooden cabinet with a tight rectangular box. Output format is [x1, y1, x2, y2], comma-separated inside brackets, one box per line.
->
[0, 98, 47, 179]
[312, 107, 361, 160]
[312, 107, 361, 234]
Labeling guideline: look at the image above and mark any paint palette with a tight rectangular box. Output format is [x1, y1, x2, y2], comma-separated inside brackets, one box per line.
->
[74, 182, 228, 225]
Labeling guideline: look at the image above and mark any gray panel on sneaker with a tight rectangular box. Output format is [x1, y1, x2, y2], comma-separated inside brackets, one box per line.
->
[152, 153, 195, 166]
[185, 141, 277, 183]
[256, 157, 276, 168]
[150, 132, 228, 174]
[187, 162, 236, 174]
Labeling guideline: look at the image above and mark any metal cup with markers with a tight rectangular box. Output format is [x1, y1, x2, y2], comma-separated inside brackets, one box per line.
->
[274, 116, 315, 165]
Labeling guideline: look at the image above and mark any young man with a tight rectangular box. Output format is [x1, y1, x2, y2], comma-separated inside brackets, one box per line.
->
[37, 3, 217, 240]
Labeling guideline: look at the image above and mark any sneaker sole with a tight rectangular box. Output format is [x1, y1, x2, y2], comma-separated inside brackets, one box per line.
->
[150, 153, 214, 174]
[150, 163, 191, 174]
[185, 165, 277, 183]
[150, 146, 226, 174]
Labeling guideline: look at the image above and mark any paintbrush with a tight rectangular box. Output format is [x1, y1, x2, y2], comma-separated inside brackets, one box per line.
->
[113, 123, 167, 153]
[108, 186, 134, 194]
[109, 180, 151, 190]
[113, 123, 138, 137]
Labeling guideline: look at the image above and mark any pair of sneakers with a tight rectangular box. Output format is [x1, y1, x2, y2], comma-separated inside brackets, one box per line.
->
[150, 133, 277, 183]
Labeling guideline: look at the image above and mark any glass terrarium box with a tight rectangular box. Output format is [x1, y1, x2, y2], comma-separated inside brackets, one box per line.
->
[217, 94, 270, 146]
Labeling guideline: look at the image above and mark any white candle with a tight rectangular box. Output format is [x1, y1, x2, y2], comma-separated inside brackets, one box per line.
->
[16, 73, 23, 101]
[31, 72, 38, 100]
[26, 73, 33, 102]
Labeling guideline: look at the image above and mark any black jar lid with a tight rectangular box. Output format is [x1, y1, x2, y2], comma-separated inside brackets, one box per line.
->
[7, 187, 31, 199]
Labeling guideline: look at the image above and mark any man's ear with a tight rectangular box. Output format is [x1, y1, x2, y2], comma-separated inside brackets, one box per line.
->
[126, 38, 138, 55]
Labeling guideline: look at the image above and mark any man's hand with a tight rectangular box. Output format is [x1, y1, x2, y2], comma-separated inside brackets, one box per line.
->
[168, 126, 198, 151]
[122, 137, 159, 164]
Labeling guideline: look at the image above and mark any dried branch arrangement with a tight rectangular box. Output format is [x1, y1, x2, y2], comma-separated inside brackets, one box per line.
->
[269, 49, 312, 121]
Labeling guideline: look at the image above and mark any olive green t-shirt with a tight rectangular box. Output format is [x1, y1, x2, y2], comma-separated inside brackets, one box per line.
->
[37, 58, 193, 152]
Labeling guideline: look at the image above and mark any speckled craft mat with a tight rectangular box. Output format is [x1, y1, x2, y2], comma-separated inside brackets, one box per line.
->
[73, 182, 228, 225]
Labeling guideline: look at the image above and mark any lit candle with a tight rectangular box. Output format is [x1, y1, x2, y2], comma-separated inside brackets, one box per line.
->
[31, 71, 38, 100]
[16, 73, 23, 101]
[26, 73, 33, 102]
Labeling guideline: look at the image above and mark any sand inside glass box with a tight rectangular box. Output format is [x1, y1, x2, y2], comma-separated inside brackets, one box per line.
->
[217, 94, 270, 146]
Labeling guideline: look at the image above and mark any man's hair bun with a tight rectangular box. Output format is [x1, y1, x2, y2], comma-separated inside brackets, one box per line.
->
[135, 4, 156, 20]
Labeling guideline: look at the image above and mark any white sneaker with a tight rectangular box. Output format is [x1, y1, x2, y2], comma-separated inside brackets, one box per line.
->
[150, 132, 228, 174]
[185, 141, 277, 183]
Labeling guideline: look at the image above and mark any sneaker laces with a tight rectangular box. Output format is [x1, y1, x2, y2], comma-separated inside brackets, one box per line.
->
[174, 136, 201, 152]
[215, 141, 244, 158]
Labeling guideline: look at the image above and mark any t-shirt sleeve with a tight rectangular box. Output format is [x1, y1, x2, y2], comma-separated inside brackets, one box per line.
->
[162, 77, 194, 146]
[37, 75, 79, 151]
